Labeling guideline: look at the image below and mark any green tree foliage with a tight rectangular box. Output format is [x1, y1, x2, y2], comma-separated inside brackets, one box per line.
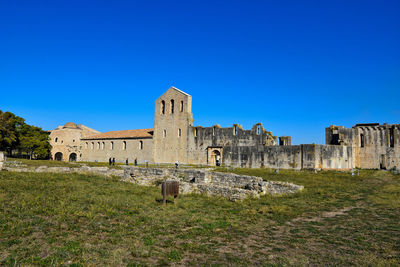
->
[0, 111, 25, 153]
[0, 110, 51, 159]
[19, 124, 51, 159]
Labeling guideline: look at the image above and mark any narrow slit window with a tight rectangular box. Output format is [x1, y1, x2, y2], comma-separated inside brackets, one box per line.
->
[97, 142, 100, 150]
[178, 128, 182, 137]
[194, 128, 198, 137]
[234, 125, 238, 136]
[257, 125, 261, 135]
[180, 101, 184, 112]
[389, 128, 394, 147]
[55, 137, 58, 142]
[213, 126, 217, 136]
[110, 141, 114, 150]
[360, 134, 364, 147]
[163, 129, 166, 138]
[139, 140, 143, 150]
[123, 141, 126, 150]
[91, 142, 94, 149]
[102, 142, 105, 150]
[170, 99, 174, 114]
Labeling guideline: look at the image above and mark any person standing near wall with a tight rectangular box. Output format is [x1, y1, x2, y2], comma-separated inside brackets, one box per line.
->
[126, 158, 129, 165]
[112, 158, 115, 166]
[134, 158, 137, 166]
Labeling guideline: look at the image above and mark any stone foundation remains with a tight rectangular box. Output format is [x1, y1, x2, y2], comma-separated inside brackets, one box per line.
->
[123, 167, 303, 201]
[3, 162, 303, 201]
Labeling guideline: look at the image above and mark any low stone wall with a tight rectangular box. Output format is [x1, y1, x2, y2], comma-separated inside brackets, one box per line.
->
[2, 162, 304, 201]
[123, 167, 304, 201]
[4, 164, 125, 177]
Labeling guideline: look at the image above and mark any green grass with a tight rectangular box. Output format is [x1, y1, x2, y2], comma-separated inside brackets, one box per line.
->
[0, 167, 399, 266]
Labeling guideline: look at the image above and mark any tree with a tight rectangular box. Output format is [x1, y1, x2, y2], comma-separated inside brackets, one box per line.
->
[18, 124, 51, 159]
[0, 110, 25, 153]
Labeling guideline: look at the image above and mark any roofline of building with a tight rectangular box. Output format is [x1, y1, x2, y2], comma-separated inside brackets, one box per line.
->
[81, 136, 153, 141]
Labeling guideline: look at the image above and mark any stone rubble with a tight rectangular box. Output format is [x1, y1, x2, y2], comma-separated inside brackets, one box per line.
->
[122, 167, 304, 201]
[2, 162, 304, 201]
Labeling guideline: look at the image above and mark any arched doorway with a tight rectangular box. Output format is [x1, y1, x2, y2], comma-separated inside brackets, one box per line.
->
[69, 153, 77, 162]
[210, 150, 221, 166]
[54, 152, 63, 161]
[207, 147, 223, 166]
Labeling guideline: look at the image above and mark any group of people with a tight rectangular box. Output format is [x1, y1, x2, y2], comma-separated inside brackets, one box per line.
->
[108, 157, 138, 166]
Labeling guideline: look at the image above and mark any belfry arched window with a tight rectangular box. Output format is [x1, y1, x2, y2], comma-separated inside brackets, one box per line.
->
[170, 99, 175, 114]
[161, 100, 165, 114]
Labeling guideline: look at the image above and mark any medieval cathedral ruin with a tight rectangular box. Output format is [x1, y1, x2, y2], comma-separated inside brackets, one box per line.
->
[50, 87, 400, 170]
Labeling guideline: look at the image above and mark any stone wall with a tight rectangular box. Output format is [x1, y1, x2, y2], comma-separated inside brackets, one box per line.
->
[80, 137, 154, 164]
[326, 124, 400, 169]
[153, 87, 193, 164]
[123, 167, 304, 201]
[187, 123, 277, 166]
[49, 122, 100, 162]
[203, 144, 354, 170]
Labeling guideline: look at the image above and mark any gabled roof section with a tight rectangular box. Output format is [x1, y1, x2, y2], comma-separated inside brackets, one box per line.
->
[158, 86, 191, 99]
[82, 129, 153, 140]
[169, 86, 190, 96]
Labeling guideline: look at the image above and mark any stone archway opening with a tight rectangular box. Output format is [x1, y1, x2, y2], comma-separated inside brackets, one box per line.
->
[208, 147, 222, 166]
[212, 150, 221, 166]
[55, 152, 63, 161]
[69, 153, 77, 162]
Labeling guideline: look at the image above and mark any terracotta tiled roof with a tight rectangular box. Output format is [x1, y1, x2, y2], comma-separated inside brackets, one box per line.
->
[83, 129, 153, 140]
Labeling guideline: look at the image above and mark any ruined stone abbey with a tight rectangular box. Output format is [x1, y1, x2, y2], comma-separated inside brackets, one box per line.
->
[50, 87, 400, 170]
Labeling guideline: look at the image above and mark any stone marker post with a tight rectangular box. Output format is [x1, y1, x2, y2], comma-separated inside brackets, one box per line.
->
[0, 151, 4, 170]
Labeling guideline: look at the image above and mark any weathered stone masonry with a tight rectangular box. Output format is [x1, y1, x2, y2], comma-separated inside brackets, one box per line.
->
[49, 87, 399, 170]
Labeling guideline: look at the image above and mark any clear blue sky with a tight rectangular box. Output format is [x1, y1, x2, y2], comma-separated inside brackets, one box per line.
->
[1, 0, 399, 144]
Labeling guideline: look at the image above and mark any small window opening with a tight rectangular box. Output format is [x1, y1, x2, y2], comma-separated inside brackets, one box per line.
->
[123, 141, 126, 150]
[331, 134, 340, 145]
[91, 142, 94, 149]
[55, 137, 58, 142]
[234, 125, 238, 136]
[178, 128, 182, 137]
[102, 142, 105, 150]
[163, 129, 166, 138]
[257, 124, 261, 135]
[360, 134, 364, 147]
[213, 126, 217, 136]
[161, 100, 165, 114]
[194, 128, 198, 137]
[110, 141, 114, 150]
[180, 101, 184, 112]
[97, 142, 100, 150]
[170, 99, 174, 114]
[61, 140, 63, 144]
[389, 128, 394, 147]
[73, 139, 75, 143]
[139, 140, 143, 150]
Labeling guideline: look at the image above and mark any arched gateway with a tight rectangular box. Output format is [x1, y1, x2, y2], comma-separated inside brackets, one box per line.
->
[69, 153, 77, 162]
[54, 152, 63, 161]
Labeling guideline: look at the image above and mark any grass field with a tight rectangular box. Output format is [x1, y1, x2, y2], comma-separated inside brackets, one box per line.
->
[0, 167, 399, 266]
